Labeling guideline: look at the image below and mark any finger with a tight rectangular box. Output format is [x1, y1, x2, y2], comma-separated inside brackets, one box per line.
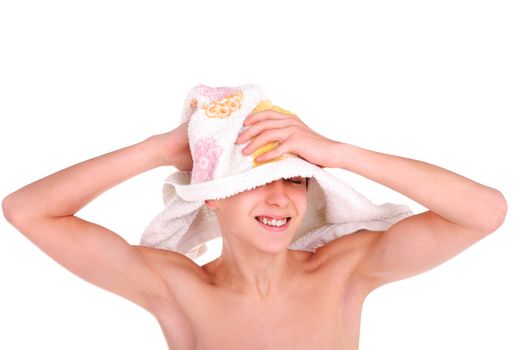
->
[237, 119, 295, 144]
[244, 110, 298, 126]
[242, 127, 294, 156]
[254, 138, 292, 163]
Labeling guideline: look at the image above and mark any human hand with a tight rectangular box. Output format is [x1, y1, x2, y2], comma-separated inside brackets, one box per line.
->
[156, 121, 193, 171]
[235, 110, 341, 168]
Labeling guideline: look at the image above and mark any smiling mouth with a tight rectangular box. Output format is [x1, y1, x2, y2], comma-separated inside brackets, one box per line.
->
[254, 217, 291, 231]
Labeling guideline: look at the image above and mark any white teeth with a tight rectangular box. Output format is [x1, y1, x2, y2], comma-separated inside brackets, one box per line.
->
[258, 217, 287, 227]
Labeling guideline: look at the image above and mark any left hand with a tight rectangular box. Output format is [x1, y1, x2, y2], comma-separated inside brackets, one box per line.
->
[235, 110, 341, 168]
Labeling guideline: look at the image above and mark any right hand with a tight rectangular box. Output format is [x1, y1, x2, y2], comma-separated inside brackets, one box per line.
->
[156, 121, 193, 171]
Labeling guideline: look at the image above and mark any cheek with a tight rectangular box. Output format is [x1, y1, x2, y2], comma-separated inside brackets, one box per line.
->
[293, 192, 308, 214]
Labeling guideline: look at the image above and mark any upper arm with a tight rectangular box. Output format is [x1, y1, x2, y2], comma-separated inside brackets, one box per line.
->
[5, 214, 177, 314]
[319, 210, 499, 292]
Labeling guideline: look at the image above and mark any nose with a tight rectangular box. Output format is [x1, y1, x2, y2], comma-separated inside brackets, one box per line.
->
[264, 179, 291, 206]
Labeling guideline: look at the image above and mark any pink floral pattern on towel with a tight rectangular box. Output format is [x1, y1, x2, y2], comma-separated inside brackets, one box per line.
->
[193, 137, 222, 183]
[197, 85, 238, 102]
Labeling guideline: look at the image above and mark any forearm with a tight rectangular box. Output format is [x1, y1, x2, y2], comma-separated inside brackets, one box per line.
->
[333, 142, 506, 232]
[4, 135, 168, 220]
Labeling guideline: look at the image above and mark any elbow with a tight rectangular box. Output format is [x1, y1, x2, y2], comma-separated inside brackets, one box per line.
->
[481, 189, 508, 234]
[2, 195, 14, 224]
[2, 194, 27, 226]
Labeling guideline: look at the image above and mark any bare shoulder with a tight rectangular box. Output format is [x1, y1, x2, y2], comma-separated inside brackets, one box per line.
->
[131, 245, 209, 307]
[133, 245, 207, 280]
[312, 229, 383, 289]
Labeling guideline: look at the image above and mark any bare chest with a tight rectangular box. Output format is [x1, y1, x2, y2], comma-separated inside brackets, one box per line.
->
[189, 294, 360, 350]
[155, 270, 366, 350]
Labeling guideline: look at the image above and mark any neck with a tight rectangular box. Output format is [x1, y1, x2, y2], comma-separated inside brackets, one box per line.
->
[211, 242, 297, 300]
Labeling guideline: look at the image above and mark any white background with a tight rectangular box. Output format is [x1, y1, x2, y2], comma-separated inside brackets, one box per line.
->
[1, 1, 523, 349]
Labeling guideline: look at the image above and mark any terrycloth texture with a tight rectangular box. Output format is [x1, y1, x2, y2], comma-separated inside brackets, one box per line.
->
[141, 84, 413, 261]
